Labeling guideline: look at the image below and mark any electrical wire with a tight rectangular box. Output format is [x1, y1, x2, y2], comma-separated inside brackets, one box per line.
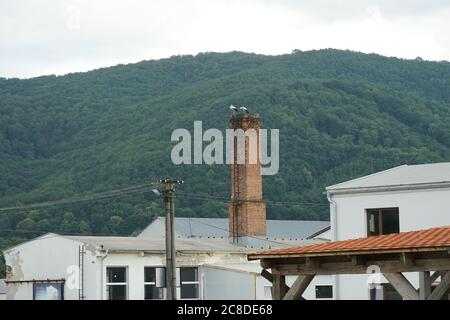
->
[0, 184, 153, 212]
[0, 183, 329, 252]
[0, 188, 328, 214]
[176, 192, 329, 207]
[0, 228, 130, 237]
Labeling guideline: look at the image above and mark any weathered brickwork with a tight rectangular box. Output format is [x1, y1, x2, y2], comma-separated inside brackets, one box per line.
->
[228, 113, 267, 238]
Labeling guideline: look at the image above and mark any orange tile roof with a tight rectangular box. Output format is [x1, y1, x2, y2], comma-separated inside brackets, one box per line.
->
[248, 226, 450, 259]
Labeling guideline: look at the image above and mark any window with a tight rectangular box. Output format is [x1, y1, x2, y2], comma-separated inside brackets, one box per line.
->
[369, 283, 402, 300]
[33, 282, 64, 300]
[263, 286, 273, 300]
[144, 267, 166, 300]
[315, 285, 333, 299]
[367, 208, 399, 236]
[179, 267, 199, 299]
[106, 267, 127, 300]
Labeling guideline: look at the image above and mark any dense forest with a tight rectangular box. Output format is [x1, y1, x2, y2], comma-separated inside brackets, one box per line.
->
[1, 49, 450, 276]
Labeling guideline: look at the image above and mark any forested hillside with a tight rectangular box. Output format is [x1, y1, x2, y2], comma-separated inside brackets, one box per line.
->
[1, 49, 450, 273]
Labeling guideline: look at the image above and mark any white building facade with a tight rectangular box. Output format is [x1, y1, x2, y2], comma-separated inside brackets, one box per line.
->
[3, 219, 332, 300]
[326, 162, 450, 300]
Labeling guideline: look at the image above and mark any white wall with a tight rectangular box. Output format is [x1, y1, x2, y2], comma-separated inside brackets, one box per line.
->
[331, 187, 450, 300]
[3, 235, 98, 300]
[4, 234, 334, 300]
[202, 267, 333, 300]
[283, 275, 333, 300]
[203, 267, 257, 299]
[101, 251, 249, 300]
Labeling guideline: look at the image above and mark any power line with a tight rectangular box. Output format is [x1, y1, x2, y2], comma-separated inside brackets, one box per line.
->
[0, 228, 130, 237]
[0, 183, 153, 213]
[0, 185, 328, 215]
[176, 192, 329, 207]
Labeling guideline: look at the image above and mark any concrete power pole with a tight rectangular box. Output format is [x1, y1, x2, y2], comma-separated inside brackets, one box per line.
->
[155, 178, 183, 300]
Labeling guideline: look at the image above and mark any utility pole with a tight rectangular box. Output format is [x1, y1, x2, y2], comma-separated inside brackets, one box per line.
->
[153, 178, 184, 300]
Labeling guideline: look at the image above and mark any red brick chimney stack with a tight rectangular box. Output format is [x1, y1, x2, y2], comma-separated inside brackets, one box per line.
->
[228, 112, 267, 245]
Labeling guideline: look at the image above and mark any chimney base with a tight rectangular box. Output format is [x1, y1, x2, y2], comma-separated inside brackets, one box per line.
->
[228, 235, 269, 248]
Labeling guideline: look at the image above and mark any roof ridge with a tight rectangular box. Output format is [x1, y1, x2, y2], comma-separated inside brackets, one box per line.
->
[326, 164, 408, 190]
[407, 162, 450, 167]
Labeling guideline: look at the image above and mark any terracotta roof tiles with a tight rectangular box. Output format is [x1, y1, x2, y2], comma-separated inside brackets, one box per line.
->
[248, 226, 450, 259]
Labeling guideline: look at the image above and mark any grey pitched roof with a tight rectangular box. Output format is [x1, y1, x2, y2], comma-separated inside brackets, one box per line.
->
[327, 162, 450, 193]
[137, 217, 330, 240]
[64, 235, 253, 253]
[63, 235, 324, 252]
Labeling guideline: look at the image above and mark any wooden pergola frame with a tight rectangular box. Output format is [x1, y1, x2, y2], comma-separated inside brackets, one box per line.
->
[251, 246, 450, 300]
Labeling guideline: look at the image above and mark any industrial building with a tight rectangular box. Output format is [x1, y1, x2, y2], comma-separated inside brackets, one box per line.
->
[3, 218, 329, 300]
[5, 108, 448, 300]
[2, 111, 332, 300]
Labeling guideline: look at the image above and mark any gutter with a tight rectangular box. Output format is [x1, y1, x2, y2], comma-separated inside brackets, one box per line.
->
[99, 249, 108, 300]
[326, 181, 450, 196]
[326, 192, 339, 300]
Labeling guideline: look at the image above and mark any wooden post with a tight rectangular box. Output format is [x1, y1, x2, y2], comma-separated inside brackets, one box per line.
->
[272, 274, 287, 300]
[428, 271, 450, 300]
[419, 271, 431, 300]
[383, 273, 419, 300]
[430, 271, 442, 283]
[283, 275, 315, 300]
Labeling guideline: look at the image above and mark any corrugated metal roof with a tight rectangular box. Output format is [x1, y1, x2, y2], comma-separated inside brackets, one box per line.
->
[326, 162, 450, 192]
[138, 217, 330, 240]
[64, 235, 325, 252]
[65, 235, 250, 252]
[248, 226, 450, 259]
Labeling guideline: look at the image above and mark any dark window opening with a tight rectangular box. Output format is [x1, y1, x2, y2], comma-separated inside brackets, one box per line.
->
[179, 267, 199, 299]
[370, 283, 402, 300]
[367, 208, 399, 236]
[106, 267, 127, 300]
[107, 267, 126, 283]
[144, 267, 165, 300]
[107, 285, 127, 300]
[315, 285, 333, 299]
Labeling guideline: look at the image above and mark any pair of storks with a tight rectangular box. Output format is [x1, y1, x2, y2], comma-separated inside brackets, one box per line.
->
[229, 105, 248, 114]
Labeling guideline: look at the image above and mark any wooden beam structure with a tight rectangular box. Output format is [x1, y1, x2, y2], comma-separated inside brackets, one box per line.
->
[283, 275, 314, 300]
[430, 271, 443, 283]
[383, 273, 419, 300]
[419, 271, 431, 300]
[272, 274, 287, 300]
[250, 227, 450, 300]
[272, 258, 450, 275]
[255, 247, 450, 300]
[261, 269, 291, 296]
[427, 271, 450, 300]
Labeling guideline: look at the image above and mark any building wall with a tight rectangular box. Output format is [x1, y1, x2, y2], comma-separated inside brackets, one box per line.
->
[331, 187, 450, 300]
[202, 267, 333, 300]
[3, 235, 98, 300]
[3, 235, 334, 300]
[101, 251, 249, 300]
[203, 267, 257, 299]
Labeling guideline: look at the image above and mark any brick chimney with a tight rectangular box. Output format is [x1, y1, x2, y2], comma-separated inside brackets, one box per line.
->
[228, 112, 267, 245]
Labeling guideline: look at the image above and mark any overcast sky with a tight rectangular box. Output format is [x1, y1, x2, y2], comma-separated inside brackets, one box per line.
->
[1, 0, 450, 78]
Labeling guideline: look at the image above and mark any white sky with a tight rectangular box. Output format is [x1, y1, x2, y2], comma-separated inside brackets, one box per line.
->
[1, 0, 450, 78]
